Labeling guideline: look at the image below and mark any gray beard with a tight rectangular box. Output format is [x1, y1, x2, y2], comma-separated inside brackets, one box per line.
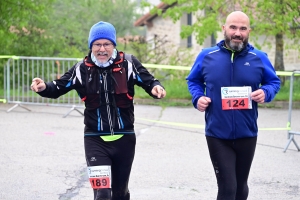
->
[224, 32, 248, 51]
[228, 40, 244, 51]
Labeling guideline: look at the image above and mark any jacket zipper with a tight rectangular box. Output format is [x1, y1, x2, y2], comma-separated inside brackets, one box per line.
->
[231, 51, 236, 139]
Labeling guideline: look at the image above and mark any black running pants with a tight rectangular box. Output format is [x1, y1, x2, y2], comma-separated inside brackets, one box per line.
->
[85, 134, 136, 200]
[206, 136, 257, 200]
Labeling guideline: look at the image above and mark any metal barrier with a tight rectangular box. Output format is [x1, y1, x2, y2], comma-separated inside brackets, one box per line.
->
[283, 70, 300, 152]
[2, 56, 300, 149]
[4, 56, 84, 117]
[0, 55, 12, 104]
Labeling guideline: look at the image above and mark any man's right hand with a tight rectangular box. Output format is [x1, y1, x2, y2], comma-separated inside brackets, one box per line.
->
[197, 96, 211, 112]
[31, 78, 46, 92]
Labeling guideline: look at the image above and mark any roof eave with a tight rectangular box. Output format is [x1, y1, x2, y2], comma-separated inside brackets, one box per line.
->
[134, 2, 176, 27]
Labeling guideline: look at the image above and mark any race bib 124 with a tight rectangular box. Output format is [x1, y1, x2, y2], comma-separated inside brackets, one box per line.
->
[221, 86, 252, 110]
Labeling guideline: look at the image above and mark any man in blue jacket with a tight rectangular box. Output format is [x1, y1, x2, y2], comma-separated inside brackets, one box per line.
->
[187, 11, 280, 200]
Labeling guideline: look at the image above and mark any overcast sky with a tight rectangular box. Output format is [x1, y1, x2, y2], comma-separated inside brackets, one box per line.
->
[136, 0, 161, 13]
[137, 0, 160, 5]
[148, 0, 160, 4]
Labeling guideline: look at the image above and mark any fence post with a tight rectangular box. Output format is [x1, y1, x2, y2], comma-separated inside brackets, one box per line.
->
[283, 70, 300, 152]
[1, 55, 15, 104]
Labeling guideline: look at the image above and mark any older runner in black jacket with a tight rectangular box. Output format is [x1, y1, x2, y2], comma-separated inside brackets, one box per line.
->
[31, 21, 166, 200]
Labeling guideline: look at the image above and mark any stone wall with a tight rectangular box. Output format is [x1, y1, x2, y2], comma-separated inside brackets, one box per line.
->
[146, 16, 181, 47]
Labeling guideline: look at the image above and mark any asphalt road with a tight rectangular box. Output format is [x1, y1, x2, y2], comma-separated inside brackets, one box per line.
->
[0, 103, 299, 200]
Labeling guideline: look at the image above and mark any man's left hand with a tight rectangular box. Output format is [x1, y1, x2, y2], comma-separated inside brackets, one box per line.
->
[251, 89, 265, 103]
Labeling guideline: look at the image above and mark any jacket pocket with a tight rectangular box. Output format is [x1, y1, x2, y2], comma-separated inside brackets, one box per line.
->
[113, 67, 128, 94]
[115, 93, 133, 108]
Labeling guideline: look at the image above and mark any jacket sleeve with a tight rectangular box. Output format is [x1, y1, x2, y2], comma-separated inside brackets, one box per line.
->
[130, 55, 164, 98]
[255, 51, 281, 102]
[186, 51, 207, 108]
[38, 62, 84, 99]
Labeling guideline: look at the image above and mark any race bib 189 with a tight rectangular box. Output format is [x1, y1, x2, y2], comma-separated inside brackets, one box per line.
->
[87, 166, 111, 189]
[221, 86, 252, 110]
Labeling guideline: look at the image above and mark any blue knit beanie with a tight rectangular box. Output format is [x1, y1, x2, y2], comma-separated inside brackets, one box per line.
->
[88, 21, 117, 49]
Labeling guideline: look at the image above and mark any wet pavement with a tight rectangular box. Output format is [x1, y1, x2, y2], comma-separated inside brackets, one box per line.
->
[0, 103, 299, 200]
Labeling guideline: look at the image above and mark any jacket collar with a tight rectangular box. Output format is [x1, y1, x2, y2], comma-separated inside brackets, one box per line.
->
[84, 50, 122, 67]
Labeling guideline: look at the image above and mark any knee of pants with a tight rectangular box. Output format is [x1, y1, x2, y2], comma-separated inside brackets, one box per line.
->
[112, 190, 130, 200]
[217, 184, 236, 200]
[94, 188, 111, 200]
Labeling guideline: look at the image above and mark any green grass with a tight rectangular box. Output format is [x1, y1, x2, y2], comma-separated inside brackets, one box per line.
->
[134, 77, 300, 104]
[134, 78, 191, 100]
[274, 80, 300, 101]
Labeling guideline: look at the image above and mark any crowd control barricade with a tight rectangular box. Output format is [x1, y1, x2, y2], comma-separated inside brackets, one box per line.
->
[3, 56, 300, 148]
[1, 55, 12, 104]
[4, 56, 84, 117]
[283, 70, 300, 152]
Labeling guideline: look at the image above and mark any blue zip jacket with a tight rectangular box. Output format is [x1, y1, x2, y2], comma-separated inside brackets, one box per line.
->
[187, 40, 281, 139]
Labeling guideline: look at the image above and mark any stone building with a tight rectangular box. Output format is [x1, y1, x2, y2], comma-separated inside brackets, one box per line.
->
[134, 2, 300, 71]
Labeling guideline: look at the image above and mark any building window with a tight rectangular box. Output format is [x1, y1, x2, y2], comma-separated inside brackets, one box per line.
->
[187, 13, 192, 48]
[211, 33, 216, 46]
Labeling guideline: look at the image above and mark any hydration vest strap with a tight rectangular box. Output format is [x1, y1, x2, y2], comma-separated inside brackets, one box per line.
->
[114, 52, 124, 64]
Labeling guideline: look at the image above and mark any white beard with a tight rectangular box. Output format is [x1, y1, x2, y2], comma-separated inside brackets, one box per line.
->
[91, 49, 117, 68]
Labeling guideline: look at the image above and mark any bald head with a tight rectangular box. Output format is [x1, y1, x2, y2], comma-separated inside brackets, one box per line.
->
[222, 11, 251, 51]
[225, 11, 250, 28]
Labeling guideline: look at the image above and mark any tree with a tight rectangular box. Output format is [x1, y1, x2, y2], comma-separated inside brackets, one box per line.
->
[0, 0, 140, 57]
[47, 0, 140, 57]
[0, 0, 57, 90]
[151, 0, 300, 73]
[243, 0, 300, 73]
[0, 0, 57, 56]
